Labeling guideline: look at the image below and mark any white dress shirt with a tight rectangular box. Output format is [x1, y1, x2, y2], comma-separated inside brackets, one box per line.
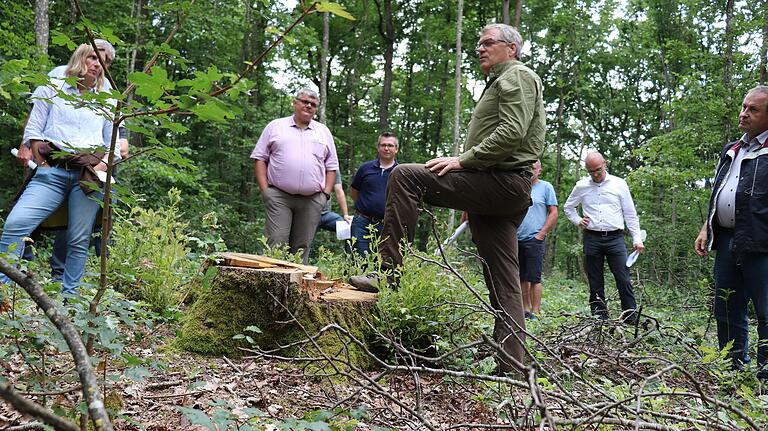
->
[23, 79, 117, 158]
[564, 172, 643, 244]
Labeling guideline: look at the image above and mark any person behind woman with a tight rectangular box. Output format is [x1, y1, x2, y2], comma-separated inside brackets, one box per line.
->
[0, 43, 118, 296]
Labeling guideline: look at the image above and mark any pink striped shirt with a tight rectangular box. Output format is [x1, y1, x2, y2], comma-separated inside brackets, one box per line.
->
[250, 115, 338, 195]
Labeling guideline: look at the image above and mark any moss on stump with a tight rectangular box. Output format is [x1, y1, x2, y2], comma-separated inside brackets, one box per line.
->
[176, 265, 378, 370]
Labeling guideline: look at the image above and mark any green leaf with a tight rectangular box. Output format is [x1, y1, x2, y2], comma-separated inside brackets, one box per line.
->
[315, 2, 356, 20]
[124, 123, 154, 136]
[245, 325, 262, 333]
[158, 42, 182, 57]
[306, 422, 332, 431]
[159, 121, 190, 134]
[50, 30, 77, 50]
[189, 98, 236, 122]
[176, 406, 213, 428]
[125, 367, 152, 382]
[128, 66, 174, 101]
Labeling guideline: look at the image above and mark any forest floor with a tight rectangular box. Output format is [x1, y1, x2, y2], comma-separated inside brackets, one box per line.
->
[1, 319, 504, 431]
[2, 272, 768, 430]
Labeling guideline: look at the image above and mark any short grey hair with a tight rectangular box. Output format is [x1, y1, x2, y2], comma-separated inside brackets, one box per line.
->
[295, 87, 319, 101]
[748, 86, 768, 111]
[94, 39, 115, 60]
[480, 24, 523, 60]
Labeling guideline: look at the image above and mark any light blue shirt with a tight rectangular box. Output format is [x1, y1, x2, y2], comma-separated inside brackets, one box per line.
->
[23, 79, 117, 158]
[517, 180, 557, 241]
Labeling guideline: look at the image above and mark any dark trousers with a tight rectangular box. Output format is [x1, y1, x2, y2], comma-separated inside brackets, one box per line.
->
[379, 163, 532, 371]
[713, 228, 768, 371]
[583, 232, 637, 316]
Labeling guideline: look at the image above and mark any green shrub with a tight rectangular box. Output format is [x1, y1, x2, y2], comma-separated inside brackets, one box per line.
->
[109, 189, 197, 312]
[375, 250, 490, 363]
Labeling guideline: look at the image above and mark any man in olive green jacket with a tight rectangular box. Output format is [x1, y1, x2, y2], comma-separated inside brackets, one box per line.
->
[350, 23, 545, 374]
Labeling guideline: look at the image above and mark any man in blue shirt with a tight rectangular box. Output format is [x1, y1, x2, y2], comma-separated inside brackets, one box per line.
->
[349, 132, 399, 257]
[516, 160, 558, 320]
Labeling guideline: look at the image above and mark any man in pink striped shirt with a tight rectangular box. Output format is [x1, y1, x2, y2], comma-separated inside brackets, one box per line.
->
[251, 88, 339, 263]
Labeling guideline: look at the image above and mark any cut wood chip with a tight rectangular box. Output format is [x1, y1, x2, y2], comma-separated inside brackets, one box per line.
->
[215, 252, 319, 273]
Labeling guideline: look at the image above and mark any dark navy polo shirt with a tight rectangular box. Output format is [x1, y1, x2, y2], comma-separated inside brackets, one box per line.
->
[351, 159, 398, 220]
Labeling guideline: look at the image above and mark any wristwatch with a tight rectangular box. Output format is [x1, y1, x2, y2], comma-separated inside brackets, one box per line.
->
[323, 191, 331, 200]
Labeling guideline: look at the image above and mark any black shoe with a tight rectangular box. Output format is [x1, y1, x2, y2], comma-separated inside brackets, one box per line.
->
[757, 365, 768, 382]
[524, 311, 539, 321]
[348, 273, 380, 293]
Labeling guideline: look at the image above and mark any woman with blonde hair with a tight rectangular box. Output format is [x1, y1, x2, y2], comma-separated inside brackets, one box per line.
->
[0, 43, 119, 296]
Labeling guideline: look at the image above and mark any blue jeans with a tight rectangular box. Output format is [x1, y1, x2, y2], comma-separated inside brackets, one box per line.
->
[351, 214, 383, 257]
[317, 210, 343, 232]
[713, 228, 768, 371]
[0, 167, 102, 294]
[50, 217, 108, 282]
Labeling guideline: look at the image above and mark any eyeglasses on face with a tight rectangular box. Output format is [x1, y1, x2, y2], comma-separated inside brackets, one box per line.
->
[587, 165, 605, 174]
[378, 143, 397, 148]
[296, 98, 318, 108]
[475, 38, 508, 51]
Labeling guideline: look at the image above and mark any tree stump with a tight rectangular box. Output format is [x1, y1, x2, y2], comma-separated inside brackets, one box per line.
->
[176, 253, 378, 369]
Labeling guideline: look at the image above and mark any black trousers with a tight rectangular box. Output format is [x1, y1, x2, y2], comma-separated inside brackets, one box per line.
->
[583, 232, 637, 316]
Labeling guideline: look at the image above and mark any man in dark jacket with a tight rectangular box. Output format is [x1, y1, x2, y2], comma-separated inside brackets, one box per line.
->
[695, 86, 768, 381]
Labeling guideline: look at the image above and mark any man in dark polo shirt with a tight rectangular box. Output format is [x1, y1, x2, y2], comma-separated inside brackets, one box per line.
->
[349, 132, 399, 257]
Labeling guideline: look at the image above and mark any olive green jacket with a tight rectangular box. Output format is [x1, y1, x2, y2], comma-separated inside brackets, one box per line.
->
[459, 60, 545, 172]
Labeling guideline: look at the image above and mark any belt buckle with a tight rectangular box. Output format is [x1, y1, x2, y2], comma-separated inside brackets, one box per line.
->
[601, 230, 609, 237]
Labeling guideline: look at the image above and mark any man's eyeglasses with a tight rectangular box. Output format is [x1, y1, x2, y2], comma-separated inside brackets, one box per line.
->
[587, 166, 605, 174]
[296, 98, 318, 108]
[475, 39, 508, 51]
[378, 143, 397, 148]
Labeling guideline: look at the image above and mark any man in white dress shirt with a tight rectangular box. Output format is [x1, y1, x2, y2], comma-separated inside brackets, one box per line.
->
[564, 152, 645, 323]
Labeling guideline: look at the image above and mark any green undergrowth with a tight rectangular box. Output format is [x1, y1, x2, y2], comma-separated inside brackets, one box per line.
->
[108, 188, 228, 313]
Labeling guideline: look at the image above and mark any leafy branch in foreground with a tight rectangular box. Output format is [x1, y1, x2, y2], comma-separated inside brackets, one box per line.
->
[0, 257, 113, 431]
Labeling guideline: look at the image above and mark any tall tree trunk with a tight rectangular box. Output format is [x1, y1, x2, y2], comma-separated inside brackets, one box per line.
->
[433, 58, 450, 155]
[667, 195, 677, 285]
[319, 12, 330, 123]
[34, 0, 49, 54]
[723, 0, 735, 144]
[514, 0, 523, 28]
[239, 0, 267, 221]
[68, 0, 77, 24]
[548, 84, 566, 273]
[400, 60, 415, 154]
[502, 0, 510, 25]
[128, 0, 145, 85]
[127, 0, 145, 146]
[449, 0, 464, 230]
[375, 0, 395, 131]
[761, 1, 768, 84]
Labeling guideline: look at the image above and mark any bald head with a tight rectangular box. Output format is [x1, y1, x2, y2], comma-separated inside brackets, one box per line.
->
[585, 152, 607, 183]
[531, 160, 542, 182]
